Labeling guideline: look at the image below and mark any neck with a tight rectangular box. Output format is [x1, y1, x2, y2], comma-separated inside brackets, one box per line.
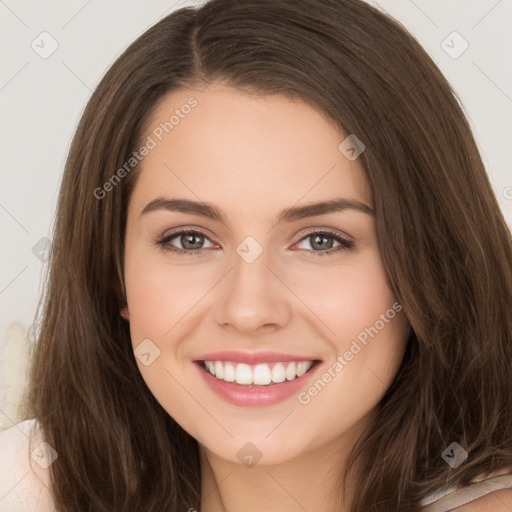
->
[198, 426, 365, 512]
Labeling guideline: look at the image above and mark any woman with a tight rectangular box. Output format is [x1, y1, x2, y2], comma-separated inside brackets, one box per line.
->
[1, 0, 511, 510]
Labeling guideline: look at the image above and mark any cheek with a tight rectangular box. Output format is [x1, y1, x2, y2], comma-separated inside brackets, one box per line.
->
[309, 316, 407, 421]
[123, 253, 206, 431]
[297, 306, 408, 447]
[289, 249, 400, 343]
[293, 252, 408, 415]
[123, 251, 211, 342]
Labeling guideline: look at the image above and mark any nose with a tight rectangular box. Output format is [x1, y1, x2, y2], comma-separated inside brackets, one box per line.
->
[213, 243, 292, 336]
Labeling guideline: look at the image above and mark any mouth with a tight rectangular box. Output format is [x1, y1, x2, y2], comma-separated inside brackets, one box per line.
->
[193, 357, 322, 407]
[197, 359, 321, 387]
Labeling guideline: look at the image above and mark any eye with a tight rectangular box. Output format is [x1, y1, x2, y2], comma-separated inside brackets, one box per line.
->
[154, 228, 354, 256]
[293, 229, 354, 257]
[154, 229, 217, 255]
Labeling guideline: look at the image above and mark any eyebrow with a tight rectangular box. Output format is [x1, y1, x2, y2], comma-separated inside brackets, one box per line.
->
[139, 197, 374, 224]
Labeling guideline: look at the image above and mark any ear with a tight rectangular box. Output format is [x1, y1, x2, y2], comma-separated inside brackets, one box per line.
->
[120, 306, 130, 321]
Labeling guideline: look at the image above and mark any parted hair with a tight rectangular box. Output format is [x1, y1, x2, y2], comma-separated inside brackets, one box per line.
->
[22, 0, 512, 510]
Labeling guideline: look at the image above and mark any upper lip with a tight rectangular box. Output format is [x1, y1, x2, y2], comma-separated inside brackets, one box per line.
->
[194, 351, 320, 365]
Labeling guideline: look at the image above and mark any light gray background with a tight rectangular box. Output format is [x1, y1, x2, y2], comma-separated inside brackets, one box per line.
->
[1, 0, 511, 414]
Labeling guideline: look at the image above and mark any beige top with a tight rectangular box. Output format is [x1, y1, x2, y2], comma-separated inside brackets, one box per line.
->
[1, 419, 511, 511]
[420, 469, 512, 511]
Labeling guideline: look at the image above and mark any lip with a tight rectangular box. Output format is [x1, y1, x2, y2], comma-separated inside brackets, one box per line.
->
[194, 351, 318, 365]
[193, 358, 322, 407]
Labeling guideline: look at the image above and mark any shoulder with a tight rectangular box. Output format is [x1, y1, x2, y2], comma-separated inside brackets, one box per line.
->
[0, 419, 56, 512]
[448, 488, 512, 511]
[421, 469, 512, 512]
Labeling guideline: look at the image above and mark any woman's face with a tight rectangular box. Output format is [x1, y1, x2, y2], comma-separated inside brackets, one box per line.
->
[122, 83, 409, 466]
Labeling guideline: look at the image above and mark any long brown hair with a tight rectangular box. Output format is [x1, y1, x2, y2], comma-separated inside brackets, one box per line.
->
[22, 0, 512, 510]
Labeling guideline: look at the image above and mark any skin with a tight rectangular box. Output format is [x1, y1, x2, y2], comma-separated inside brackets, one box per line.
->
[121, 82, 409, 511]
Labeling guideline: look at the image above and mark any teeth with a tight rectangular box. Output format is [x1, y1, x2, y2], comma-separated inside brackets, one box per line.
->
[214, 361, 224, 379]
[272, 363, 286, 383]
[253, 364, 272, 385]
[235, 363, 253, 385]
[223, 362, 236, 382]
[203, 360, 314, 386]
[285, 362, 296, 381]
[296, 362, 309, 377]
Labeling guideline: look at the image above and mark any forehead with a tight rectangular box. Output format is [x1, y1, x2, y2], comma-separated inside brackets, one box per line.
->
[131, 83, 371, 215]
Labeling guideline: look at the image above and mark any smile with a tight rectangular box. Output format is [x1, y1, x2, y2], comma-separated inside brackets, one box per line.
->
[202, 360, 316, 386]
[193, 354, 322, 407]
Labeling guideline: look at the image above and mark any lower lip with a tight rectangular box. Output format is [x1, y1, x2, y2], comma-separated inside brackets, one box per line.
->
[194, 361, 321, 407]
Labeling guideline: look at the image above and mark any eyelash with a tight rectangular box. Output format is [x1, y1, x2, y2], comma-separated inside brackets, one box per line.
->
[154, 228, 354, 257]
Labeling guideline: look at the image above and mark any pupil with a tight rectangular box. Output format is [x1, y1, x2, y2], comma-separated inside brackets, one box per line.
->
[184, 233, 203, 250]
[312, 234, 333, 250]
